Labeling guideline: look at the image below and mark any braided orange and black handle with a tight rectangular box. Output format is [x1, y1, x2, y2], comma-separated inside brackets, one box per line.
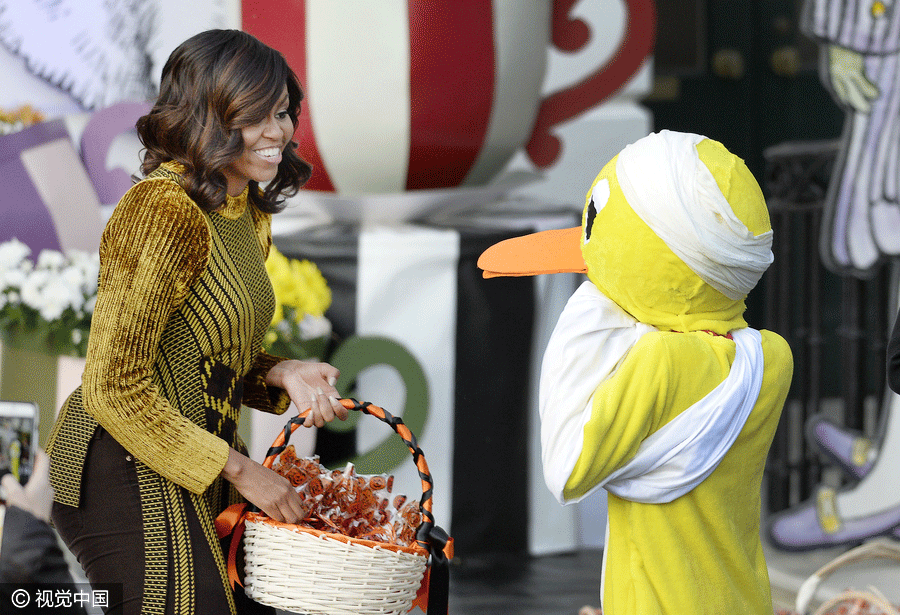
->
[265, 398, 451, 614]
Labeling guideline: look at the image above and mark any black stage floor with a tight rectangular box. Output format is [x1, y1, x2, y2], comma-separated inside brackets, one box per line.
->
[448, 550, 604, 615]
[270, 550, 603, 615]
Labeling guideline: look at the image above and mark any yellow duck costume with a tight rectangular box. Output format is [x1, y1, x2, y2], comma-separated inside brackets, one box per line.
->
[479, 131, 793, 614]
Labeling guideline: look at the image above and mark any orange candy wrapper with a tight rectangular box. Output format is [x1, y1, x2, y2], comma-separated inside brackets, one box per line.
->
[273, 446, 422, 546]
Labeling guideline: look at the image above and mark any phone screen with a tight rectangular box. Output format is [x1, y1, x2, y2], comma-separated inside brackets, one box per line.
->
[0, 401, 39, 488]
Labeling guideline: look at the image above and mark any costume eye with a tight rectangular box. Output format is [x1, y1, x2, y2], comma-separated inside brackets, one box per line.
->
[584, 199, 597, 243]
[584, 178, 610, 244]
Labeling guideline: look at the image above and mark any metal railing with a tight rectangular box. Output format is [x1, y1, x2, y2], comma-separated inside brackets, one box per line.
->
[761, 139, 894, 513]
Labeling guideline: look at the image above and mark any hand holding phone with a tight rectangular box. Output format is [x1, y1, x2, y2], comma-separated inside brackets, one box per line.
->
[1, 449, 53, 522]
[0, 401, 39, 507]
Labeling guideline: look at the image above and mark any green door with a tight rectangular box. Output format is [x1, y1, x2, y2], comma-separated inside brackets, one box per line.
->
[644, 0, 843, 181]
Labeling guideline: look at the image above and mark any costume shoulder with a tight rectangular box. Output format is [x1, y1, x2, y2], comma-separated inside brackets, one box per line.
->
[623, 330, 707, 392]
[627, 329, 792, 411]
[554, 330, 672, 503]
[561, 329, 756, 503]
[759, 328, 794, 392]
[760, 328, 792, 359]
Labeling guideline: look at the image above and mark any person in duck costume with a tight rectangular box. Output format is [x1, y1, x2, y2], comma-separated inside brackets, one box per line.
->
[478, 130, 794, 614]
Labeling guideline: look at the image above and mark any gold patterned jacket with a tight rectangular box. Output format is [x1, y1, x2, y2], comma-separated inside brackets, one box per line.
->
[47, 162, 291, 509]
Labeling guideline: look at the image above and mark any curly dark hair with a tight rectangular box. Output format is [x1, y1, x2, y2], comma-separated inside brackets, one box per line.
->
[136, 29, 311, 213]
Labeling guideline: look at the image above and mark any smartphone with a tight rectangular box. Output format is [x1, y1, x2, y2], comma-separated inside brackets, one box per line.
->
[0, 401, 39, 488]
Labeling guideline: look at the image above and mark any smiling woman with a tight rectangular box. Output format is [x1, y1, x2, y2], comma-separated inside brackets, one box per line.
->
[44, 29, 346, 615]
[135, 29, 311, 213]
[223, 89, 294, 196]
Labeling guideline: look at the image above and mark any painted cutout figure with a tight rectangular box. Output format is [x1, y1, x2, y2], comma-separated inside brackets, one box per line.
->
[766, 0, 900, 551]
[801, 0, 900, 272]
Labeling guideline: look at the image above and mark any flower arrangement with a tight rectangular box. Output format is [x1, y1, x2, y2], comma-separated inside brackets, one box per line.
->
[0, 105, 45, 135]
[0, 238, 99, 357]
[264, 247, 333, 360]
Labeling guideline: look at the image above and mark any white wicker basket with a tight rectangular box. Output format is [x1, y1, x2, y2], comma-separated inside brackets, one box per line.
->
[243, 514, 427, 614]
[236, 398, 450, 615]
[792, 539, 900, 615]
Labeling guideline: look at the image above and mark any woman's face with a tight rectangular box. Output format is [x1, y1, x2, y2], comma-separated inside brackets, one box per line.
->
[223, 87, 294, 196]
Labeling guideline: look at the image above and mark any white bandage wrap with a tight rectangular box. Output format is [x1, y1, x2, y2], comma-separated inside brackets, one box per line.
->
[615, 130, 773, 300]
[539, 282, 766, 504]
[539, 282, 655, 503]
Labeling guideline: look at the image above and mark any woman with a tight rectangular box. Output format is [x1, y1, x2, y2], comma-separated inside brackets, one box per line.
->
[46, 30, 345, 615]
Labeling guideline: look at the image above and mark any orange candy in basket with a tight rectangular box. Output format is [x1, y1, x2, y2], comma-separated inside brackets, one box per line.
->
[273, 446, 421, 546]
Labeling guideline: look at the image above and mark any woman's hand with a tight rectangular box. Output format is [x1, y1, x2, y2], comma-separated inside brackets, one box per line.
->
[220, 448, 309, 523]
[265, 359, 347, 427]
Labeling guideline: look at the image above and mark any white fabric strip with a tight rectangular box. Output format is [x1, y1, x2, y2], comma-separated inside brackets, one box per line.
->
[539, 281, 766, 505]
[600, 327, 765, 503]
[539, 282, 655, 504]
[615, 130, 774, 300]
[306, 0, 411, 193]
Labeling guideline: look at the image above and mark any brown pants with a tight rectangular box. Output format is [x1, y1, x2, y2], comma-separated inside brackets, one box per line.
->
[51, 428, 270, 615]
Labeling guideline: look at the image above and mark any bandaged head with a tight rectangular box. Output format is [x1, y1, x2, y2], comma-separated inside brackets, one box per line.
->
[477, 130, 774, 332]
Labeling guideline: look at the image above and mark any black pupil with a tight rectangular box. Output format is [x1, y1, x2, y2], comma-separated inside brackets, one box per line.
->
[584, 198, 597, 242]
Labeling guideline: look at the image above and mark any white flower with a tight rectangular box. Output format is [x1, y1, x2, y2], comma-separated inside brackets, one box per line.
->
[36, 249, 66, 270]
[84, 274, 98, 296]
[0, 239, 31, 270]
[69, 252, 100, 294]
[37, 287, 72, 321]
[298, 314, 332, 340]
[0, 267, 28, 291]
[68, 250, 96, 272]
[19, 267, 80, 321]
[0, 240, 98, 354]
[62, 280, 85, 312]
[60, 265, 89, 297]
[19, 269, 50, 310]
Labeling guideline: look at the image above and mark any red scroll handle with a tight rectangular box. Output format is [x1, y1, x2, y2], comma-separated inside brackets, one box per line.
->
[526, 0, 657, 168]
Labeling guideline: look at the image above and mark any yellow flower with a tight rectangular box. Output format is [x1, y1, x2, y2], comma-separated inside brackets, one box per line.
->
[0, 104, 45, 126]
[290, 259, 331, 317]
[265, 247, 332, 325]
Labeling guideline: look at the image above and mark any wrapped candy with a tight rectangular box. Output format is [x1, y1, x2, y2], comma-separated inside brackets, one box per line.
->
[272, 446, 421, 547]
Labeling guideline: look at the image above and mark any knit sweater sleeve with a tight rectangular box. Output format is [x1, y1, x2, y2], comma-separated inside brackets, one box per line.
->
[81, 178, 229, 494]
[242, 349, 292, 414]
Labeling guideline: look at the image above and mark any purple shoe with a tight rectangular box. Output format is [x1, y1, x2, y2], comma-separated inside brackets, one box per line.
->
[768, 487, 900, 551]
[806, 415, 876, 480]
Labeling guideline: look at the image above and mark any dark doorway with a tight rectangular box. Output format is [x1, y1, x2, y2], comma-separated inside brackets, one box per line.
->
[644, 0, 843, 181]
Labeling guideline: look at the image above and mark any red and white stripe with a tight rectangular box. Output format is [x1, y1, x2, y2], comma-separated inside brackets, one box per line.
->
[244, 0, 549, 193]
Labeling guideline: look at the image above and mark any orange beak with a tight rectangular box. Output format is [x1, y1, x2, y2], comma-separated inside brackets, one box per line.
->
[477, 227, 587, 278]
